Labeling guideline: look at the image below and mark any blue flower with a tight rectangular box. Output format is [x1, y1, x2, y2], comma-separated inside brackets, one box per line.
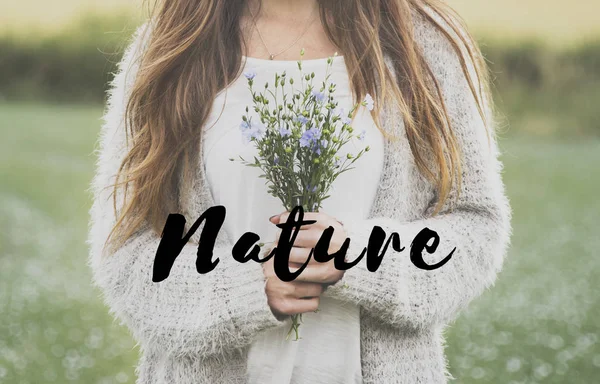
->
[239, 120, 251, 131]
[244, 69, 257, 80]
[358, 129, 367, 141]
[279, 125, 292, 137]
[306, 184, 318, 193]
[312, 139, 328, 155]
[294, 115, 310, 125]
[334, 107, 352, 125]
[240, 120, 266, 143]
[311, 90, 326, 103]
[299, 126, 322, 148]
[274, 155, 280, 165]
[363, 93, 374, 111]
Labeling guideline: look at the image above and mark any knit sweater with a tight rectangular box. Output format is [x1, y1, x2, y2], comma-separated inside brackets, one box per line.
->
[88, 7, 512, 384]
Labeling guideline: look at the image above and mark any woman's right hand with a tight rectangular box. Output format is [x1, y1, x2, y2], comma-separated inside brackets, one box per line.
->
[261, 252, 323, 320]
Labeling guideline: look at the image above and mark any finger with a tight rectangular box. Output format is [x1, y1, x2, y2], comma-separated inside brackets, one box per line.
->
[289, 229, 322, 248]
[269, 211, 288, 224]
[278, 211, 326, 227]
[291, 264, 338, 284]
[290, 281, 323, 299]
[274, 227, 319, 244]
[288, 247, 318, 265]
[287, 297, 320, 315]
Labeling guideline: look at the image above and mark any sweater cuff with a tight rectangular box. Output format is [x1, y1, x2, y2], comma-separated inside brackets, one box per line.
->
[221, 259, 287, 342]
[322, 216, 411, 323]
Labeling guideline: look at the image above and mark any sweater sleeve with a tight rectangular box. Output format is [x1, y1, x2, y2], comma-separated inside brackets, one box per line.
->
[322, 10, 512, 333]
[87, 22, 286, 359]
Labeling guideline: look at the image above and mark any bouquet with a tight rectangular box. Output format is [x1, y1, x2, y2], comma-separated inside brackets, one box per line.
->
[231, 49, 374, 340]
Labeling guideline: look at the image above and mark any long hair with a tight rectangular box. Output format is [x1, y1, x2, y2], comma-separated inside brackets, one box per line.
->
[106, 0, 494, 251]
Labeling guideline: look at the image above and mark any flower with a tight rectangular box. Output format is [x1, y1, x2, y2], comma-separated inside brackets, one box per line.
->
[244, 69, 257, 80]
[363, 93, 374, 111]
[239, 120, 251, 131]
[299, 126, 322, 148]
[274, 155, 280, 165]
[306, 184, 318, 193]
[358, 129, 367, 141]
[312, 139, 329, 155]
[279, 125, 292, 137]
[333, 107, 352, 125]
[294, 115, 309, 125]
[240, 120, 266, 143]
[311, 89, 326, 103]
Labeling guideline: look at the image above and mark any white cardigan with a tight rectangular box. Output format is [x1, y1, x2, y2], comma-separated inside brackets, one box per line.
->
[88, 6, 512, 384]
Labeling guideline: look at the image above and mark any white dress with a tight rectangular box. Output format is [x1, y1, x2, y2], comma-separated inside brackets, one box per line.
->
[202, 55, 384, 384]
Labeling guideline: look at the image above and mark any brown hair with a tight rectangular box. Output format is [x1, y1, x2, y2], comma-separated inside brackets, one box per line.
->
[107, 0, 494, 251]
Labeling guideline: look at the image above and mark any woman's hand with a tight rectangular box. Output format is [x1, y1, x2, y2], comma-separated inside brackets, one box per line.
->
[269, 211, 347, 285]
[262, 254, 324, 319]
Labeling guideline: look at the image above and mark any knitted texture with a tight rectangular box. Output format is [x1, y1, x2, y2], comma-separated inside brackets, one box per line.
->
[88, 7, 512, 384]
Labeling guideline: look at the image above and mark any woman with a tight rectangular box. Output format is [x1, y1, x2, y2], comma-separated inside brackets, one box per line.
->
[88, 0, 512, 383]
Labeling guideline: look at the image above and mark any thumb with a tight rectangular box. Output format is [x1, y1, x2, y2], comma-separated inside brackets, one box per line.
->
[269, 211, 287, 224]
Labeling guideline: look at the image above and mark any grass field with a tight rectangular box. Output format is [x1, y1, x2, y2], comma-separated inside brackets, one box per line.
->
[0, 102, 598, 383]
[2, 0, 600, 46]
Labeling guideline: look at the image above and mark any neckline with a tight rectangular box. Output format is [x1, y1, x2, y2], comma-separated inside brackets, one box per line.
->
[242, 54, 345, 65]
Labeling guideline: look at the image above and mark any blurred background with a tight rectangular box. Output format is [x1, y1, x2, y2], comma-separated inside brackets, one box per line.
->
[1, 1, 598, 383]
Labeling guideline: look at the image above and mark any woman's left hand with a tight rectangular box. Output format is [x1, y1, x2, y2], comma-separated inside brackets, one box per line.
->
[269, 211, 347, 284]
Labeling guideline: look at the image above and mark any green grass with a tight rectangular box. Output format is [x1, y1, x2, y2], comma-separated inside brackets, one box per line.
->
[448, 0, 600, 45]
[0, 1, 138, 35]
[1, 103, 599, 383]
[2, 0, 600, 46]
